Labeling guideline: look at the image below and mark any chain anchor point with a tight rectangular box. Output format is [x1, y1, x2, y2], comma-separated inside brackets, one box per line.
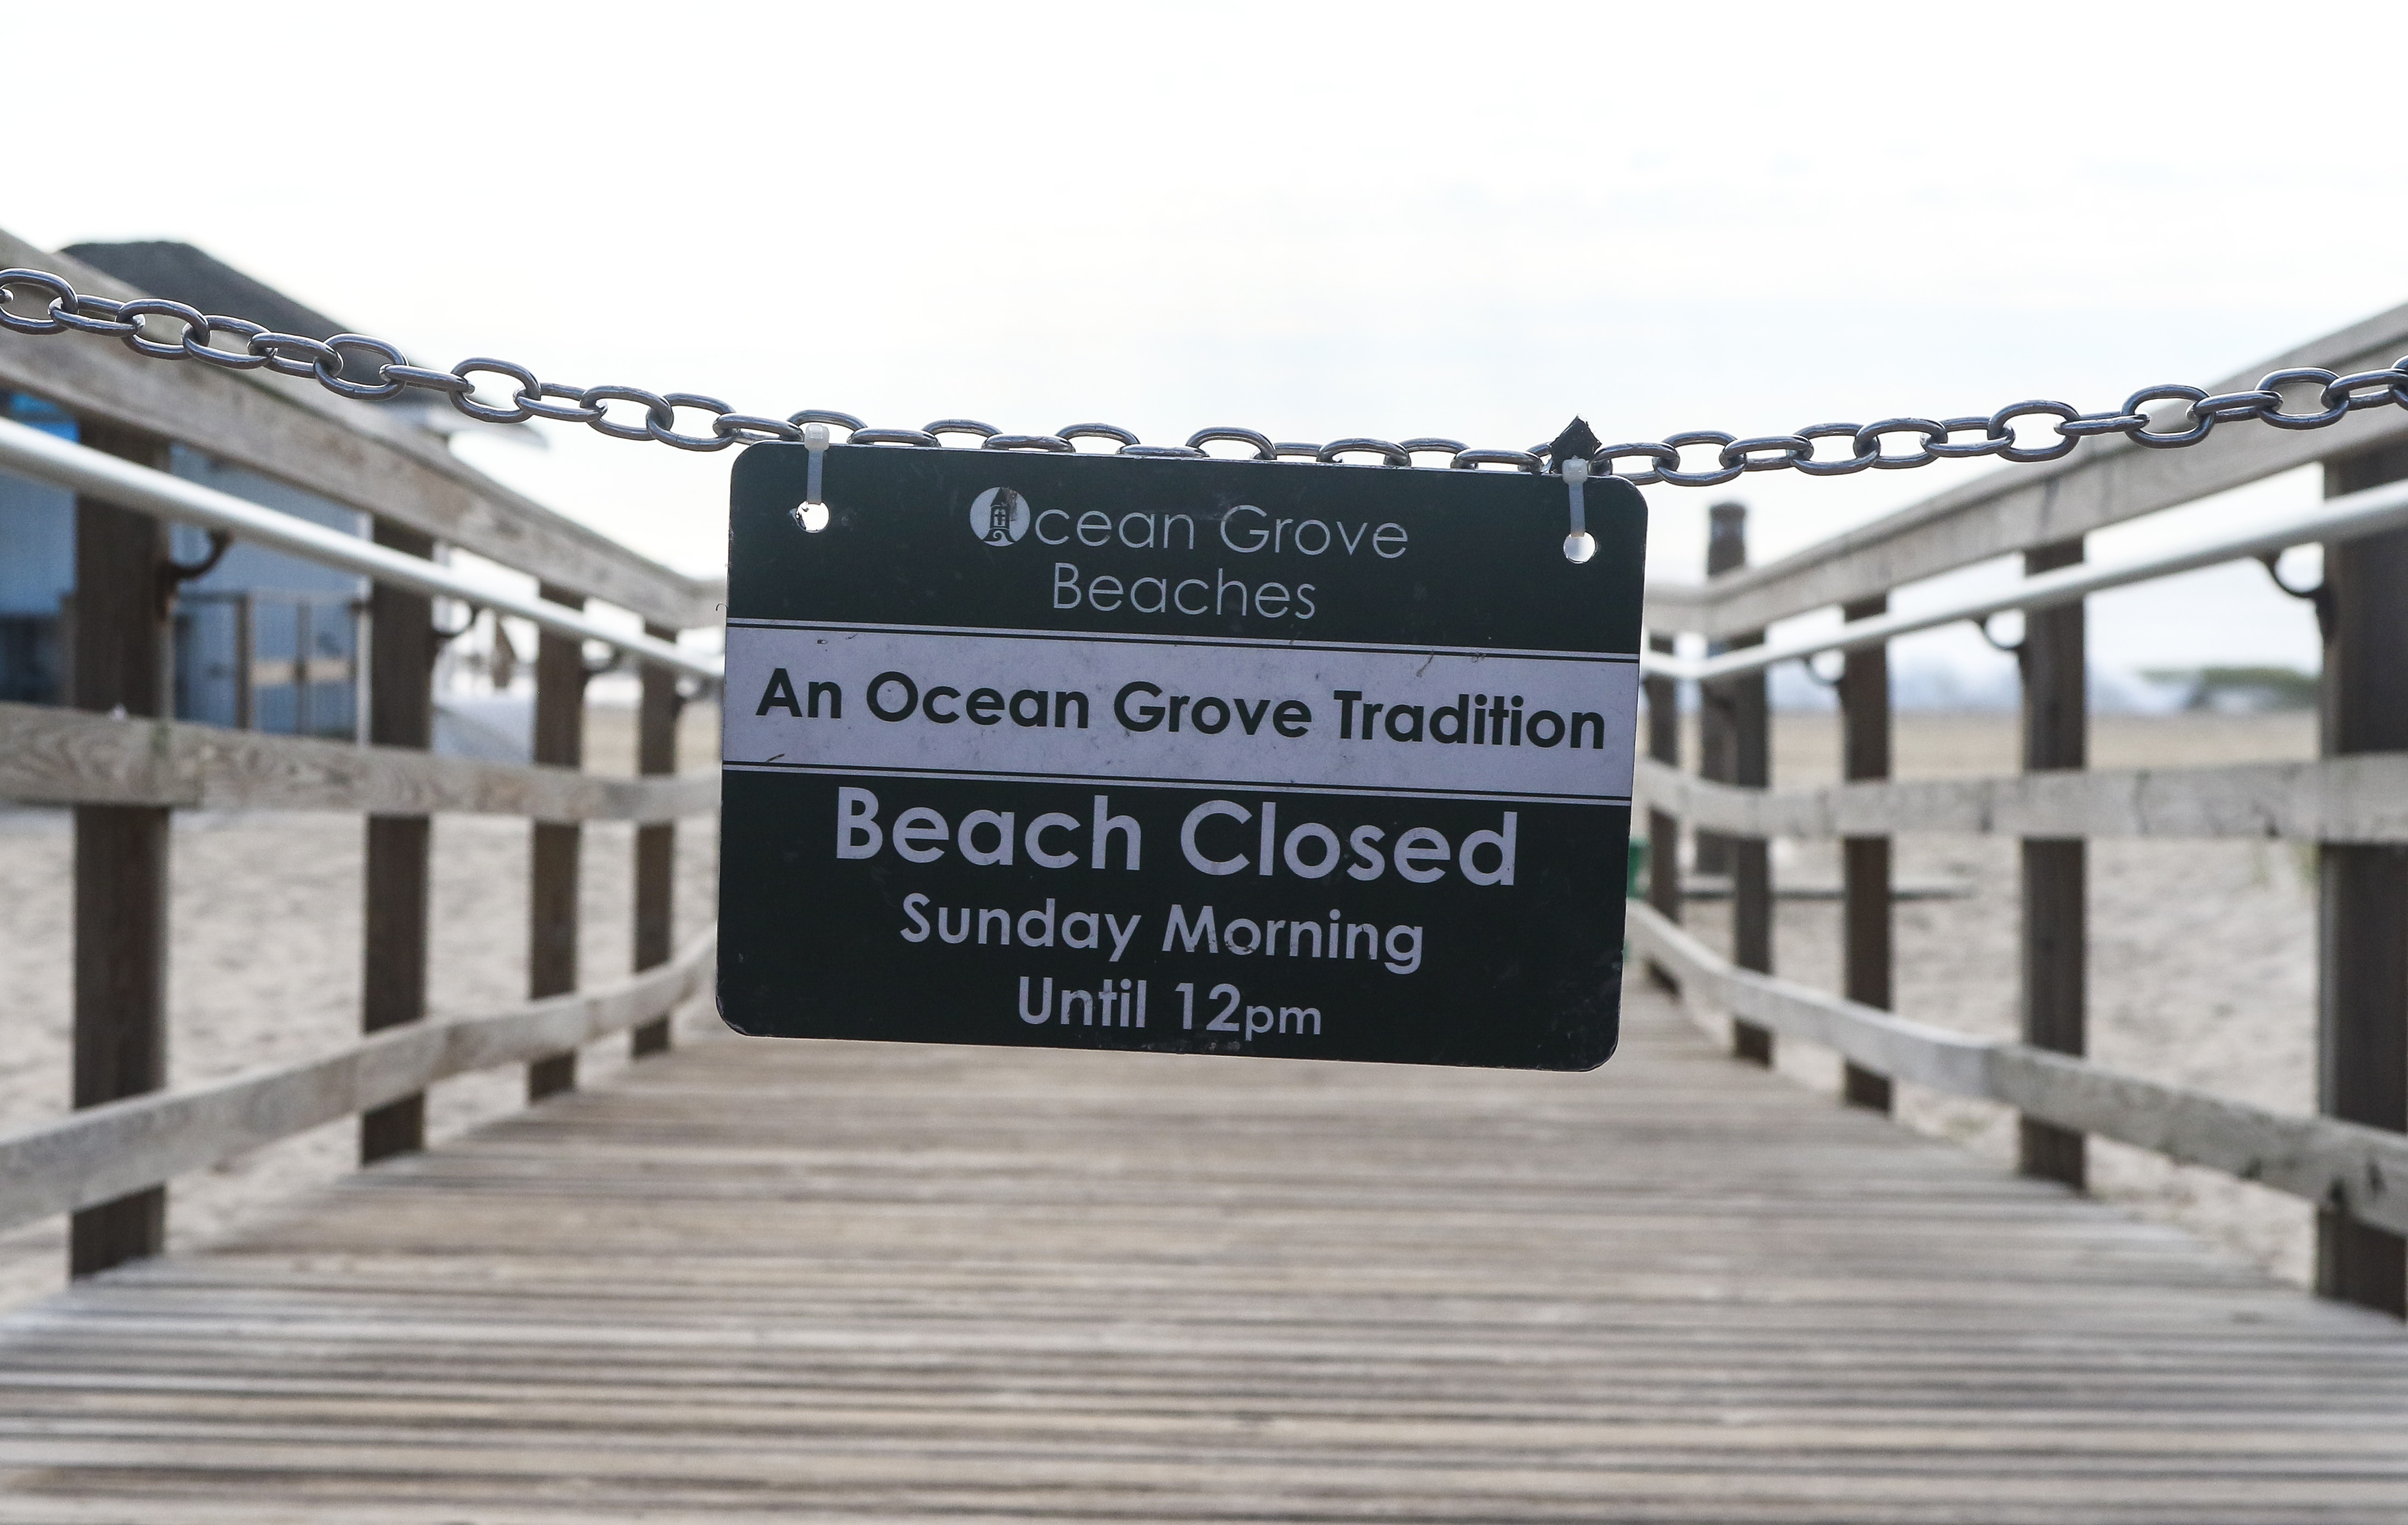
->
[794, 423, 832, 532]
[1561, 457, 1595, 564]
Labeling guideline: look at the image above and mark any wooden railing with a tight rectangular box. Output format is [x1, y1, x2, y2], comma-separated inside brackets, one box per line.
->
[1638, 302, 2408, 1318]
[0, 227, 721, 1280]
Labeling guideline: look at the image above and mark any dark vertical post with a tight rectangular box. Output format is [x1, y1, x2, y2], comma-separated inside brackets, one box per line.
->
[360, 526, 436, 1163]
[69, 422, 172, 1277]
[1840, 595, 1894, 1111]
[1727, 624, 1773, 1065]
[528, 586, 587, 1101]
[233, 592, 255, 731]
[1643, 632, 1682, 990]
[2019, 539, 2087, 1187]
[293, 601, 313, 736]
[631, 622, 681, 1058]
[2318, 445, 2408, 1317]
[1699, 503, 1772, 1062]
[1694, 505, 1748, 878]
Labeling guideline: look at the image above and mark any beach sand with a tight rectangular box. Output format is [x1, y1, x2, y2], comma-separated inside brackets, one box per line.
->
[0, 701, 723, 1311]
[1677, 711, 2322, 1287]
[0, 707, 2328, 1308]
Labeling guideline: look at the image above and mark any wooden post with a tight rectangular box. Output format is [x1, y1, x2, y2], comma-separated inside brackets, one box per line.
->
[631, 621, 680, 1058]
[1694, 504, 1747, 878]
[2019, 538, 2087, 1187]
[528, 586, 588, 1101]
[1643, 633, 1681, 991]
[1840, 595, 1894, 1112]
[360, 525, 435, 1163]
[233, 592, 255, 730]
[69, 421, 172, 1277]
[293, 601, 314, 736]
[1727, 625, 1773, 1066]
[1700, 503, 1772, 1063]
[2317, 445, 2408, 1317]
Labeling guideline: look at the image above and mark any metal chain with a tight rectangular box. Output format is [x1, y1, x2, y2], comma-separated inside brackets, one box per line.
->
[8, 265, 2406, 485]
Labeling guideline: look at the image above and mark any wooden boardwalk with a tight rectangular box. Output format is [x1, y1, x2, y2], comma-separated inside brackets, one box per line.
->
[2, 981, 2404, 1523]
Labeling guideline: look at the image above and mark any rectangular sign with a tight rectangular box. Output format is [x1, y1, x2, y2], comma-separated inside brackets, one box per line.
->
[719, 443, 1648, 1070]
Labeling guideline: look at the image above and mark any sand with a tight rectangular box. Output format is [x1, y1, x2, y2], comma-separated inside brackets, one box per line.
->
[0, 707, 2330, 1309]
[0, 701, 723, 1311]
[1677, 711, 2322, 1287]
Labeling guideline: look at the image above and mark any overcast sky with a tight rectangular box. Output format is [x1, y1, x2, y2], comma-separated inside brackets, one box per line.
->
[11, 0, 2405, 681]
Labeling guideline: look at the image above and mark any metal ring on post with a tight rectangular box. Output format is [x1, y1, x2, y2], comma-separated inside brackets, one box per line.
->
[1317, 438, 1412, 466]
[851, 427, 943, 447]
[1401, 437, 1467, 465]
[1119, 443, 1207, 457]
[1271, 441, 1322, 459]
[1187, 427, 1276, 459]
[983, 433, 1076, 452]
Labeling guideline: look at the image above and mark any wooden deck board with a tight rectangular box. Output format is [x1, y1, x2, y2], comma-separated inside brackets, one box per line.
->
[2, 979, 2403, 1522]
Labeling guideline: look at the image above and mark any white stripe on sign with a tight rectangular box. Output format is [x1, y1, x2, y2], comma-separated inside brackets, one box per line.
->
[723, 621, 1637, 805]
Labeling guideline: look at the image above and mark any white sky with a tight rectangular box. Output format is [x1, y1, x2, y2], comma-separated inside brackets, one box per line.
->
[11, 0, 2405, 679]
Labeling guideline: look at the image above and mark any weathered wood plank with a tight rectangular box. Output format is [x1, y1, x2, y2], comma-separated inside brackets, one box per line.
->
[66, 421, 173, 1277]
[1633, 752, 2408, 843]
[0, 228, 721, 629]
[0, 935, 712, 1235]
[0, 701, 714, 820]
[0, 979, 2403, 1522]
[1643, 301, 2408, 639]
[1627, 902, 2408, 1237]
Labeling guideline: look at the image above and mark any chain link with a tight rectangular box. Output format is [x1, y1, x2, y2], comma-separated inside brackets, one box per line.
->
[8, 265, 2408, 485]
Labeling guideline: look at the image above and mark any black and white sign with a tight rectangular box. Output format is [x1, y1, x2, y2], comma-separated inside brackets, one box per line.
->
[718, 443, 1648, 1070]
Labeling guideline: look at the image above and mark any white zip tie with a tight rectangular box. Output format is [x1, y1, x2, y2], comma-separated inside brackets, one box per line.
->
[795, 422, 831, 532]
[1561, 457, 1595, 563]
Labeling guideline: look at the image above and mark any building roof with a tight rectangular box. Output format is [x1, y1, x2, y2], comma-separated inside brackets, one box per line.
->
[64, 241, 353, 344]
[59, 242, 522, 438]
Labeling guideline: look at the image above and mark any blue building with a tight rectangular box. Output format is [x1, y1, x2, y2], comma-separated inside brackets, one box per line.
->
[0, 243, 510, 739]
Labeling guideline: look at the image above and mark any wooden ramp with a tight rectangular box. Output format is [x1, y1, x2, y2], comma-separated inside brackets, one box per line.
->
[2, 981, 2404, 1524]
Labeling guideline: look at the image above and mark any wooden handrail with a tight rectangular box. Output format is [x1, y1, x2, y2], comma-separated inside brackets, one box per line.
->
[1635, 754, 2408, 844]
[0, 227, 722, 629]
[0, 702, 716, 821]
[1644, 300, 2408, 639]
[1627, 903, 2408, 1237]
[0, 931, 715, 1237]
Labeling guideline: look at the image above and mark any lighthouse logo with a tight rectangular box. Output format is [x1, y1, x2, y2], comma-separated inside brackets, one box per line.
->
[968, 487, 1031, 546]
